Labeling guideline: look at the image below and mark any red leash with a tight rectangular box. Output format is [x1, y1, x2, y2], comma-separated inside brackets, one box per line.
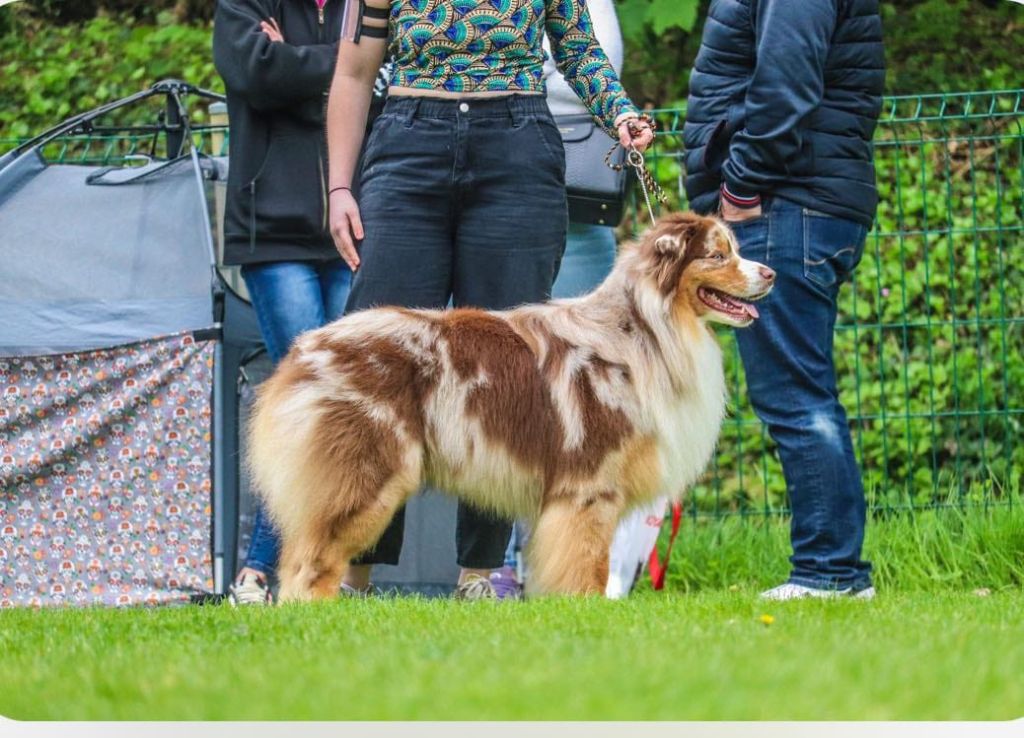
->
[648, 501, 683, 590]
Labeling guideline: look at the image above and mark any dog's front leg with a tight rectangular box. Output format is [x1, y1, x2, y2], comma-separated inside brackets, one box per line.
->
[525, 491, 622, 597]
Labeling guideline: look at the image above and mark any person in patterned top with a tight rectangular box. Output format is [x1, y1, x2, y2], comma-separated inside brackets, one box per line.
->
[317, 0, 652, 601]
[386, 0, 636, 134]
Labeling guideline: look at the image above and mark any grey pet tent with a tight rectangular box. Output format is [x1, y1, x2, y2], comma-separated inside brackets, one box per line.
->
[0, 81, 462, 606]
[0, 81, 263, 605]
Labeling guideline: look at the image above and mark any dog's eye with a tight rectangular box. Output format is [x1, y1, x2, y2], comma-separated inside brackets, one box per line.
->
[708, 252, 726, 262]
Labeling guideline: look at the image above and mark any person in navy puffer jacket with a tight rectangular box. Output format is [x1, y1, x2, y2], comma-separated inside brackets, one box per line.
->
[684, 0, 885, 601]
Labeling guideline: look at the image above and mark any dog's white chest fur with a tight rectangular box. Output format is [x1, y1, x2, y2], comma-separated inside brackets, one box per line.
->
[653, 330, 727, 498]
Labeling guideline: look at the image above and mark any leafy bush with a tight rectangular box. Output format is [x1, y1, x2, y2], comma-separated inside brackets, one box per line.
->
[879, 0, 1021, 93]
[0, 12, 221, 139]
[618, 0, 1023, 107]
[1, 0, 1020, 137]
[13, 0, 212, 24]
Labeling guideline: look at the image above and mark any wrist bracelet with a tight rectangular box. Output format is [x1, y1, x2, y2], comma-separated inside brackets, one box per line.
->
[329, 186, 352, 196]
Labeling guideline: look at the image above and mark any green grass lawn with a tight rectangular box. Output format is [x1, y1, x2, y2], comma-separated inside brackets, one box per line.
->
[1, 591, 1021, 720]
[2, 503, 1022, 721]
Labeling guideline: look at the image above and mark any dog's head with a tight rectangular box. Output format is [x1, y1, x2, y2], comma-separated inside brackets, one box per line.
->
[636, 212, 774, 328]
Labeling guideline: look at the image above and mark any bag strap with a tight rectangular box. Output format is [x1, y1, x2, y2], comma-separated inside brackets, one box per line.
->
[647, 501, 682, 591]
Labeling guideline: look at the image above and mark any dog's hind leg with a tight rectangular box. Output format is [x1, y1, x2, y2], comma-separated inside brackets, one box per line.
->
[276, 451, 422, 602]
[276, 525, 350, 602]
[525, 490, 622, 597]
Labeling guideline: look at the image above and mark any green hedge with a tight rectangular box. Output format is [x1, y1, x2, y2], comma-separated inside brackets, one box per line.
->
[2, 0, 1022, 138]
[0, 14, 221, 139]
[618, 0, 1022, 108]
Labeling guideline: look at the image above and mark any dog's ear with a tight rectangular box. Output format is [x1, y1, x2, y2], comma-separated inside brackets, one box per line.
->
[653, 219, 700, 258]
[651, 215, 706, 296]
[654, 233, 681, 257]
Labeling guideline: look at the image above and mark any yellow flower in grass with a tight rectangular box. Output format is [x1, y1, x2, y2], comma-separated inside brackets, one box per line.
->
[759, 614, 775, 626]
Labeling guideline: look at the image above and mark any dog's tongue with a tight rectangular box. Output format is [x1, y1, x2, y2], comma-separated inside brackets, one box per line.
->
[744, 302, 760, 320]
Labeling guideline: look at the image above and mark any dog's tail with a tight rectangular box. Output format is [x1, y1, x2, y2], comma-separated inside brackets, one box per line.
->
[246, 353, 324, 544]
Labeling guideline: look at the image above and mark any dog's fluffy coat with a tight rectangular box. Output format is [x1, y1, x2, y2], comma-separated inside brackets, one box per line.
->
[249, 212, 773, 599]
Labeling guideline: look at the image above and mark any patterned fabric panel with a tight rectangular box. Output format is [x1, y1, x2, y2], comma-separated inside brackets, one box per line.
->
[388, 0, 637, 133]
[0, 333, 215, 608]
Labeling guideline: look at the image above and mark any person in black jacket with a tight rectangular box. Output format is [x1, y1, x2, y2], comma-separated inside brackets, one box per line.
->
[214, 0, 383, 605]
[684, 0, 885, 600]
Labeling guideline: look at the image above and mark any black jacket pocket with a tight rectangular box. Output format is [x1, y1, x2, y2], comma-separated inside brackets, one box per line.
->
[247, 133, 326, 238]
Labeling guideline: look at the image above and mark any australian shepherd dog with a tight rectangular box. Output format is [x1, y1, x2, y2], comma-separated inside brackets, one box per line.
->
[249, 212, 775, 600]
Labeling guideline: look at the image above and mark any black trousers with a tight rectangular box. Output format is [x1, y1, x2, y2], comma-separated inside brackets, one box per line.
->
[347, 94, 568, 569]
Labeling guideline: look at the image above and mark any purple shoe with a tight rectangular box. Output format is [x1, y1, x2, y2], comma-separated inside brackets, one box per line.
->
[489, 566, 523, 600]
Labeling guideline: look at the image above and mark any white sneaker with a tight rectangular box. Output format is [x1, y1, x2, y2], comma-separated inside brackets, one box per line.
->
[228, 572, 273, 607]
[453, 573, 497, 601]
[760, 582, 876, 601]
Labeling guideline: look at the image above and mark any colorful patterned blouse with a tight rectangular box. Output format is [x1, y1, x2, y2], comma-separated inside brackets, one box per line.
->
[387, 0, 638, 133]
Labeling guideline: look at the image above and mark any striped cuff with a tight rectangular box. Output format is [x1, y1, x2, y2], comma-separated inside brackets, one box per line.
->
[721, 183, 761, 209]
[612, 110, 640, 129]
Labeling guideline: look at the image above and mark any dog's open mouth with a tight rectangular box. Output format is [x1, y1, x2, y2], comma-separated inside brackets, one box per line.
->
[697, 286, 761, 320]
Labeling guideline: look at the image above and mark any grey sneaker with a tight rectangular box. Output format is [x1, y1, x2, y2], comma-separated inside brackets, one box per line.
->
[340, 582, 377, 598]
[760, 582, 876, 601]
[228, 572, 272, 607]
[453, 573, 497, 601]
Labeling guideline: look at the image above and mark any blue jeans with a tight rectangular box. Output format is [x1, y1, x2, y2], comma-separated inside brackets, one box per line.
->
[240, 259, 353, 575]
[551, 223, 617, 300]
[503, 222, 617, 568]
[730, 198, 873, 591]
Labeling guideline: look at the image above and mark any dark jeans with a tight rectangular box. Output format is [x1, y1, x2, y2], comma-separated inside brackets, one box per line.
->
[240, 259, 353, 575]
[348, 94, 568, 568]
[731, 197, 873, 591]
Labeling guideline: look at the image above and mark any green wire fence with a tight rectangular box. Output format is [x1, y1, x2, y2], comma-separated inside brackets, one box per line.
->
[1, 88, 1020, 519]
[645, 89, 1023, 518]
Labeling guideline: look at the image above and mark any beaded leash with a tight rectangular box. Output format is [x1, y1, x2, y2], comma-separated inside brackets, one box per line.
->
[603, 114, 669, 223]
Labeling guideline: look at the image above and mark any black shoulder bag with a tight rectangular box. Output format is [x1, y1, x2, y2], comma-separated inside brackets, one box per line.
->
[556, 114, 631, 227]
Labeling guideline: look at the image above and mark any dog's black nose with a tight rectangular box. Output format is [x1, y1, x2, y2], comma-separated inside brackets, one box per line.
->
[759, 266, 776, 283]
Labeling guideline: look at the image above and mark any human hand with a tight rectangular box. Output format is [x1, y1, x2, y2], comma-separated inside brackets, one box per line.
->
[720, 199, 763, 223]
[260, 17, 284, 42]
[329, 188, 363, 271]
[616, 115, 655, 154]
